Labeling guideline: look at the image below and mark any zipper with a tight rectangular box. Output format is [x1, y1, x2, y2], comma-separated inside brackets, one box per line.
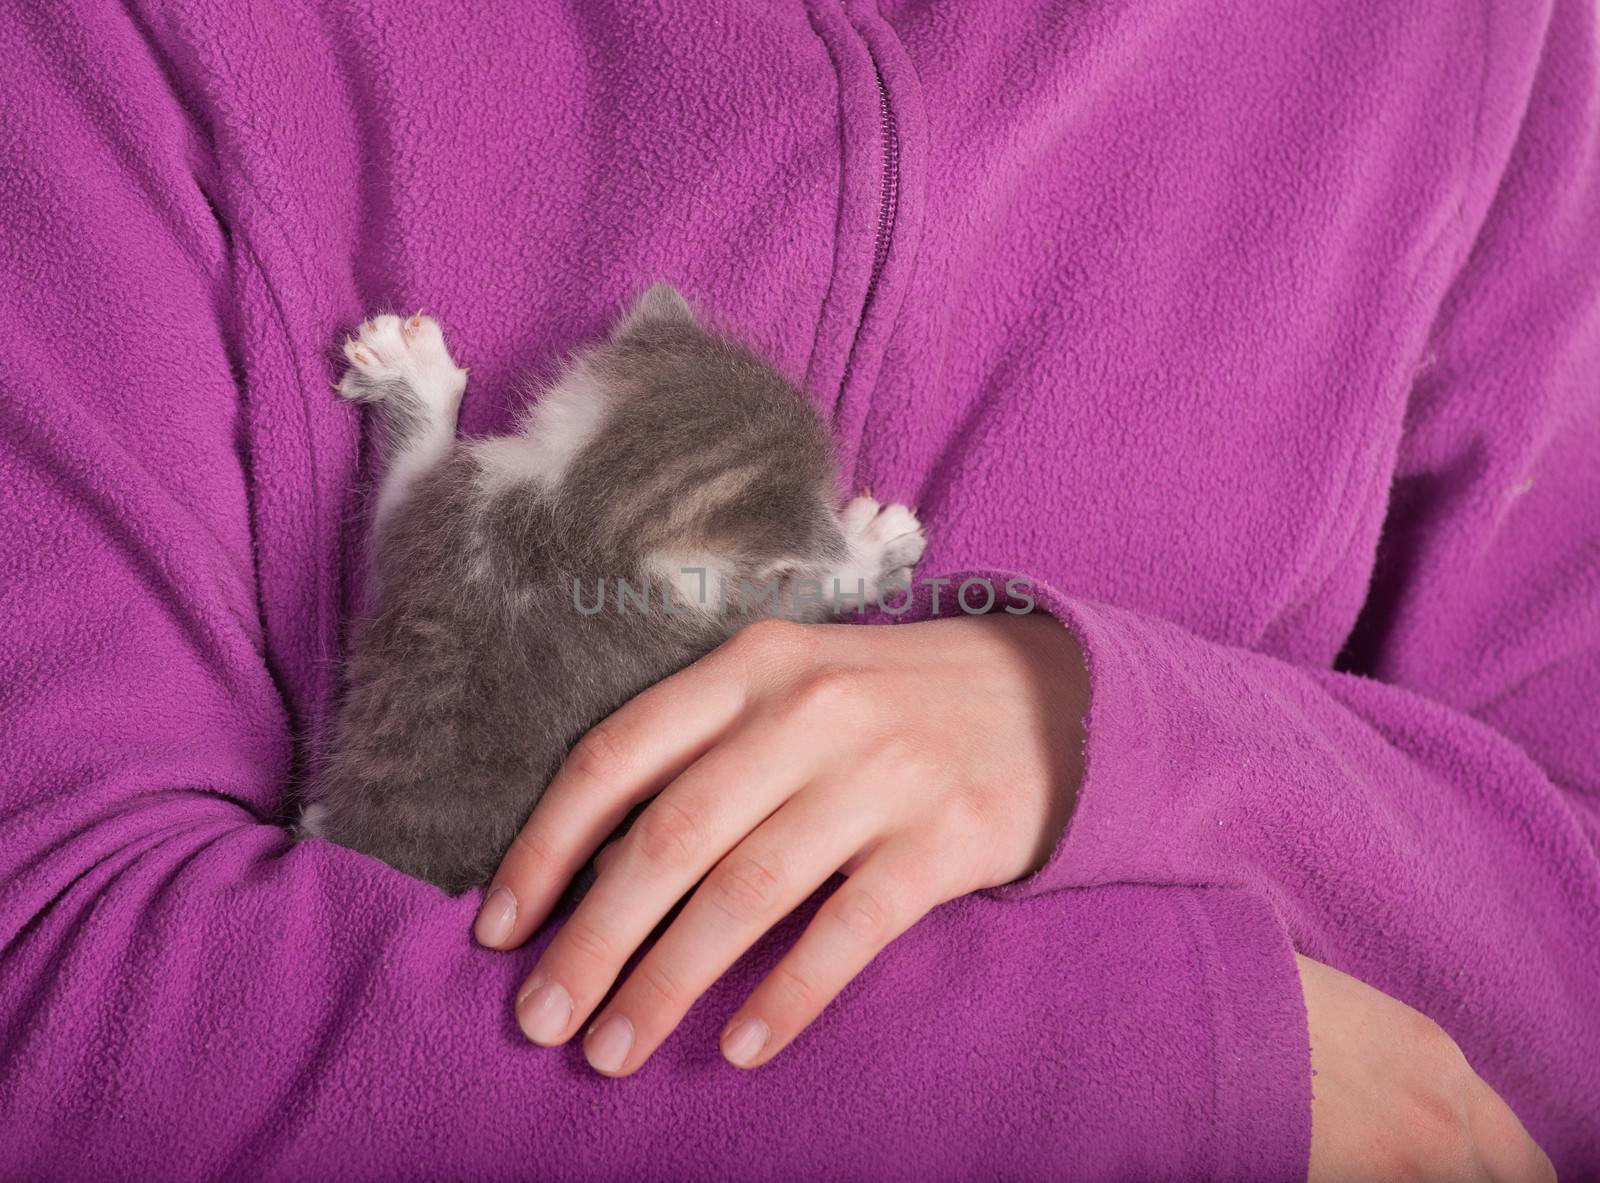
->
[807, 0, 915, 458]
[862, 57, 900, 324]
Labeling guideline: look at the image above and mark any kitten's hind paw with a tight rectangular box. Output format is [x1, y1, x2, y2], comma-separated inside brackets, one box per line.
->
[337, 312, 466, 410]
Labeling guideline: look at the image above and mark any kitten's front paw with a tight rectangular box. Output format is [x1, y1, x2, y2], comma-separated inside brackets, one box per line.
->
[338, 313, 466, 408]
[841, 493, 927, 593]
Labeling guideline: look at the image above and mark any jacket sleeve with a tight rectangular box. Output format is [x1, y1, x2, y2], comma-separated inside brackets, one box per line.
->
[986, 1, 1600, 1168]
[0, 9, 1313, 1182]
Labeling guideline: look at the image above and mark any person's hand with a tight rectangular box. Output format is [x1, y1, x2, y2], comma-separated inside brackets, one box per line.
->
[473, 610, 1088, 1075]
[1299, 954, 1555, 1183]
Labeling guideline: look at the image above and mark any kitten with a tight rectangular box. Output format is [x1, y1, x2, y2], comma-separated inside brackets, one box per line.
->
[300, 284, 926, 894]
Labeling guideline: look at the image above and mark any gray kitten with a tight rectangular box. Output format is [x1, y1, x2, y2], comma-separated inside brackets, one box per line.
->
[300, 285, 926, 894]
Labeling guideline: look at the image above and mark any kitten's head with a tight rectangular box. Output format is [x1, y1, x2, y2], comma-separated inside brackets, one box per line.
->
[558, 283, 848, 618]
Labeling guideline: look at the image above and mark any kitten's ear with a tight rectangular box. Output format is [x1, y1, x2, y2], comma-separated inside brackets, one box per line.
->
[612, 282, 698, 339]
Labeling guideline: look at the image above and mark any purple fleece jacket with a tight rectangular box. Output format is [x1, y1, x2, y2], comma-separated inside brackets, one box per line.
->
[1, 1, 1596, 1179]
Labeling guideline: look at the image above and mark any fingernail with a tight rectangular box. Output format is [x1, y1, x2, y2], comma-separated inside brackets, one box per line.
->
[516, 977, 573, 1045]
[584, 1014, 634, 1074]
[721, 1018, 770, 1068]
[474, 886, 517, 948]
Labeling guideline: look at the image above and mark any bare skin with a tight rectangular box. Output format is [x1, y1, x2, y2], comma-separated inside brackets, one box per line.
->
[475, 612, 1553, 1179]
[1300, 954, 1554, 1183]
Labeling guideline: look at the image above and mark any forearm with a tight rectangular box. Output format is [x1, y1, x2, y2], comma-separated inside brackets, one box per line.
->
[955, 573, 1599, 1169]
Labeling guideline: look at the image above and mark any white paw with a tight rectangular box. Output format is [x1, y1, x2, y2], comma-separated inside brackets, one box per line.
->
[844, 493, 926, 577]
[338, 312, 466, 411]
[828, 493, 926, 610]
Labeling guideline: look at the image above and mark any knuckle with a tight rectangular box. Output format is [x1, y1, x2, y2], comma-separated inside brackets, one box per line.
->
[1348, 1008, 1490, 1182]
[829, 885, 895, 944]
[634, 958, 685, 1008]
[864, 729, 935, 777]
[934, 783, 988, 837]
[1399, 1099, 1476, 1180]
[941, 787, 1010, 889]
[631, 797, 701, 869]
[509, 824, 560, 869]
[717, 618, 806, 690]
[560, 916, 614, 966]
[790, 668, 865, 719]
[1403, 1087, 1468, 1146]
[1389, 1076, 1477, 1180]
[566, 720, 629, 787]
[734, 616, 806, 658]
[769, 963, 818, 1012]
[1375, 1157, 1434, 1183]
[707, 851, 785, 922]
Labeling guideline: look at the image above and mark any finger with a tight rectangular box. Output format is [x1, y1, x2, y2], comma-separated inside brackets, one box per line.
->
[475, 632, 764, 949]
[719, 839, 942, 1070]
[513, 710, 834, 1050]
[578, 787, 888, 1076]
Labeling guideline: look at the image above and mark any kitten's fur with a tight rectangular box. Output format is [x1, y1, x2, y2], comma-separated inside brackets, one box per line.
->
[301, 285, 925, 894]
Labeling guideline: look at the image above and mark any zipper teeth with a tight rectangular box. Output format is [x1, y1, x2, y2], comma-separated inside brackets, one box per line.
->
[863, 59, 900, 316]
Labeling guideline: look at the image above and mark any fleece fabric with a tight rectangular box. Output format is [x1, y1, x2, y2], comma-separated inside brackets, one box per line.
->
[1, 1, 1596, 1179]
